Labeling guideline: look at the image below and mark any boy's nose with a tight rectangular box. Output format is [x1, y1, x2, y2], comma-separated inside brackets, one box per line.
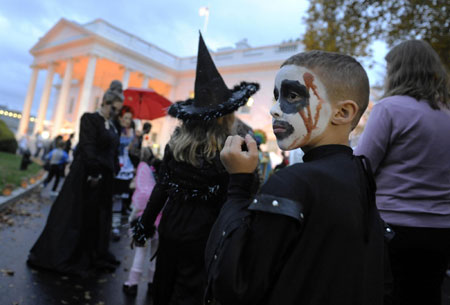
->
[270, 102, 282, 118]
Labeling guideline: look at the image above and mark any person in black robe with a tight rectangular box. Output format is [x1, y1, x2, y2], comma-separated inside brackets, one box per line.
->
[27, 80, 125, 277]
[131, 33, 259, 304]
[205, 51, 387, 305]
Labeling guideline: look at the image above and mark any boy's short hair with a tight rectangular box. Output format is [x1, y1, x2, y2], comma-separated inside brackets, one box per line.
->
[281, 50, 370, 128]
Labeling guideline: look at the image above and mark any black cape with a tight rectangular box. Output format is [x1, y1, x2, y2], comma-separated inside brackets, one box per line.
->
[28, 112, 119, 276]
[205, 145, 386, 305]
[138, 145, 231, 305]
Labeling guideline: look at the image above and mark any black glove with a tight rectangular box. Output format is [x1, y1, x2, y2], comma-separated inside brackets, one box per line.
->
[131, 217, 156, 246]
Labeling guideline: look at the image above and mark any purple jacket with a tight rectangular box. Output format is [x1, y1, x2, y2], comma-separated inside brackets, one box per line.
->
[355, 95, 450, 228]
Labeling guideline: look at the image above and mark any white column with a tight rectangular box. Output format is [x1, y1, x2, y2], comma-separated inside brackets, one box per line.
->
[33, 63, 55, 134]
[52, 58, 74, 136]
[17, 66, 39, 138]
[141, 74, 149, 88]
[122, 68, 130, 89]
[74, 55, 97, 140]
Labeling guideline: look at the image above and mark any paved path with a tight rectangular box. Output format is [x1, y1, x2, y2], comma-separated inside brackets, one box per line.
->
[0, 187, 153, 305]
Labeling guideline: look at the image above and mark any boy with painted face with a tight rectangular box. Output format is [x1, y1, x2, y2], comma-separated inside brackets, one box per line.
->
[205, 51, 386, 305]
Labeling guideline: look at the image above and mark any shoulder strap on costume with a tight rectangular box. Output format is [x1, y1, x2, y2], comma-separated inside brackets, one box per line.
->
[355, 155, 378, 242]
[248, 193, 305, 223]
[357, 155, 377, 194]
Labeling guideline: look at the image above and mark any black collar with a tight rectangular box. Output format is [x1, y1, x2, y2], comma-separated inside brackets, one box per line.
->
[302, 144, 353, 163]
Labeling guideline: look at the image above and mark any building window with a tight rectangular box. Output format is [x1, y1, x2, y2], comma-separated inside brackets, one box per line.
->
[68, 97, 75, 114]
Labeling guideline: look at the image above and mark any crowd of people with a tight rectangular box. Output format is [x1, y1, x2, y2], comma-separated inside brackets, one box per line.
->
[22, 35, 449, 305]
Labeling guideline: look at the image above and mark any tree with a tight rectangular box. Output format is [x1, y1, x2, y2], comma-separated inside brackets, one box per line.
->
[302, 0, 449, 71]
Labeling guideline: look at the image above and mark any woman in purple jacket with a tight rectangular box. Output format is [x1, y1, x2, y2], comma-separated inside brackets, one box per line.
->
[355, 40, 450, 305]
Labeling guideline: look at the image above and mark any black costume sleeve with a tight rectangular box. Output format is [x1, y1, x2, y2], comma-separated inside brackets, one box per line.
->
[205, 171, 305, 305]
[136, 182, 168, 238]
[79, 113, 101, 176]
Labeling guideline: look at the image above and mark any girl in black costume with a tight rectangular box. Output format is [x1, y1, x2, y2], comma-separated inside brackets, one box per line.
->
[132, 34, 259, 304]
[28, 80, 124, 277]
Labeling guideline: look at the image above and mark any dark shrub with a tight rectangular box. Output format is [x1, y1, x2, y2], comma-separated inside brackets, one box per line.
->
[0, 119, 18, 153]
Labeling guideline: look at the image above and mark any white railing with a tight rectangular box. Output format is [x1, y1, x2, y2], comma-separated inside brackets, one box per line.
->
[83, 20, 179, 68]
[177, 42, 302, 71]
[82, 20, 302, 72]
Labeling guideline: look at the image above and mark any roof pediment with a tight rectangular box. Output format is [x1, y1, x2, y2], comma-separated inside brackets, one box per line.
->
[30, 18, 92, 54]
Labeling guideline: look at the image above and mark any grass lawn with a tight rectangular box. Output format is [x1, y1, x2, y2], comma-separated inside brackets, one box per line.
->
[0, 151, 42, 191]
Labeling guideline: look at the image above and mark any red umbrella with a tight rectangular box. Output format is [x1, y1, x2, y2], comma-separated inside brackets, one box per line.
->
[123, 87, 172, 120]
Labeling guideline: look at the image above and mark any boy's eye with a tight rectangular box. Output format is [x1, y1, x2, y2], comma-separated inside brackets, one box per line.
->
[288, 92, 300, 102]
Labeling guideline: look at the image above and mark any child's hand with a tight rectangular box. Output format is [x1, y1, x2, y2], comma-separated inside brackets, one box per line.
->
[220, 134, 259, 174]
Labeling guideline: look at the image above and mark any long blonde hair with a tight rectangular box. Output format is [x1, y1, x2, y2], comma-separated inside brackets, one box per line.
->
[169, 114, 234, 167]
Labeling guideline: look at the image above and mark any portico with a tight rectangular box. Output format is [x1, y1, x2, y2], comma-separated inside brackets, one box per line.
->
[18, 18, 302, 152]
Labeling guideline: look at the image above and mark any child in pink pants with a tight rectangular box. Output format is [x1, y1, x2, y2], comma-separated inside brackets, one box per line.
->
[123, 148, 161, 296]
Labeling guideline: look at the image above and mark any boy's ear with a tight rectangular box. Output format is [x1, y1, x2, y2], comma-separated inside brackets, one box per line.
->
[330, 100, 359, 126]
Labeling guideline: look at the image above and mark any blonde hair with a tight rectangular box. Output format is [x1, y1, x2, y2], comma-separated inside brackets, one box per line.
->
[169, 114, 234, 167]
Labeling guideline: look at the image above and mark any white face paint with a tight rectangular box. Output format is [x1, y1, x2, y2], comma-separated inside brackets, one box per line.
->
[270, 65, 331, 150]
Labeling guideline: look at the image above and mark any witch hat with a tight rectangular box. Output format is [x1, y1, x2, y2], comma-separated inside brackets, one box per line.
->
[168, 33, 259, 121]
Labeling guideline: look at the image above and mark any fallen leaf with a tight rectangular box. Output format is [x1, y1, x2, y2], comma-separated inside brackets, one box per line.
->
[84, 291, 91, 300]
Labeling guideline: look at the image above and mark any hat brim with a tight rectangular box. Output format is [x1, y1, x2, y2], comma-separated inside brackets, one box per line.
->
[168, 82, 260, 121]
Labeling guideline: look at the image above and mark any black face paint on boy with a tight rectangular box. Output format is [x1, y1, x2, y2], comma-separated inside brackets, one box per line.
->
[272, 120, 295, 140]
[276, 80, 310, 114]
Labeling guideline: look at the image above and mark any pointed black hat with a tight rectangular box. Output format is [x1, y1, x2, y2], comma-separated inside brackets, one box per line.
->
[168, 33, 259, 121]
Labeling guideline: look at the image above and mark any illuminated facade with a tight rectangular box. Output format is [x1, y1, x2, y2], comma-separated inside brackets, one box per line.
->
[17, 18, 302, 152]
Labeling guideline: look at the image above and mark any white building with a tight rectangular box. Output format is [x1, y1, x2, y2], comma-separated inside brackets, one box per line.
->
[17, 18, 302, 153]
